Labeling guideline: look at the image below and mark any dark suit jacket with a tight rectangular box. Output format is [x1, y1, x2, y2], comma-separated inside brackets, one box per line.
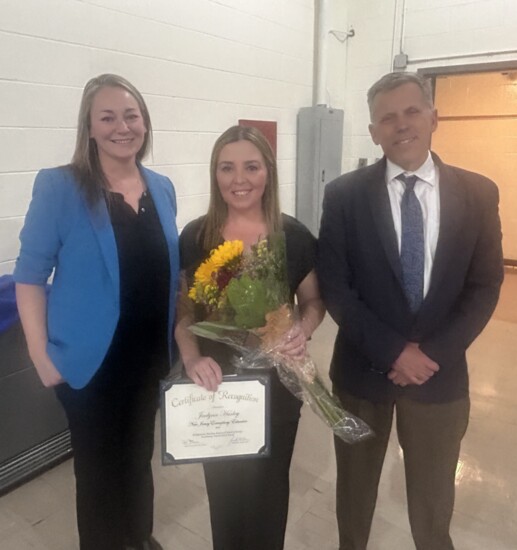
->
[317, 154, 504, 403]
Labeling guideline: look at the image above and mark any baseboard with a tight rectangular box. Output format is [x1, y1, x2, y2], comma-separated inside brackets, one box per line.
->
[0, 430, 72, 495]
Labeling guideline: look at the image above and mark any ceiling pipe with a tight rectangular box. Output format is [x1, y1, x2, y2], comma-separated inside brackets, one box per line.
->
[315, 1, 354, 106]
[315, 0, 330, 106]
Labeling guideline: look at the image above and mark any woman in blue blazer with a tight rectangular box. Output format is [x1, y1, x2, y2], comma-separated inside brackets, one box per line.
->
[14, 74, 179, 550]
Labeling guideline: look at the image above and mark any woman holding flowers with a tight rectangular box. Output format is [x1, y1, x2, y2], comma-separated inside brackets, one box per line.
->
[175, 125, 325, 550]
[14, 74, 178, 550]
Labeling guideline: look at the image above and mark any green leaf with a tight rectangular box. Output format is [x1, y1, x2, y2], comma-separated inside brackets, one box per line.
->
[226, 274, 268, 328]
[189, 321, 249, 347]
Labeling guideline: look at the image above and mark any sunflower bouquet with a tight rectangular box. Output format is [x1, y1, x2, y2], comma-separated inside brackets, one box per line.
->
[187, 233, 372, 444]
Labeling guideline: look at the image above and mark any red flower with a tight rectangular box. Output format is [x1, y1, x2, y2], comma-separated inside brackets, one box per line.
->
[216, 267, 234, 291]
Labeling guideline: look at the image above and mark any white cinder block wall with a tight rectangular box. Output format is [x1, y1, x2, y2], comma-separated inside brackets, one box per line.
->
[3, 0, 517, 276]
[0, 0, 314, 275]
[325, 0, 517, 173]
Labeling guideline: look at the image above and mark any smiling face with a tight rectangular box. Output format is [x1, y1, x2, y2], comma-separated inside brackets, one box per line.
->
[368, 82, 438, 171]
[89, 86, 147, 165]
[215, 139, 268, 215]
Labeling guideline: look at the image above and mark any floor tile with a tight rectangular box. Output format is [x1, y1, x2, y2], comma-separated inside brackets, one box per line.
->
[1, 272, 516, 549]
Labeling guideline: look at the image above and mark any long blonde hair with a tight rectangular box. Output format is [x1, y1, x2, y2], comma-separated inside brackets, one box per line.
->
[200, 125, 282, 251]
[70, 74, 152, 205]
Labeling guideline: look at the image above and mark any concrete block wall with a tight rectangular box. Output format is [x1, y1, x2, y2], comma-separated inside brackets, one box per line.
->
[0, 0, 314, 275]
[326, 0, 517, 174]
[3, 0, 515, 275]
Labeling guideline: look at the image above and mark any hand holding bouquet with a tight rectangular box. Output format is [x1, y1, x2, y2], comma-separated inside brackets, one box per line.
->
[187, 233, 373, 444]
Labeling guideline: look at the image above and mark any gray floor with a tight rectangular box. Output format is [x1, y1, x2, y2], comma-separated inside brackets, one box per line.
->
[1, 272, 516, 549]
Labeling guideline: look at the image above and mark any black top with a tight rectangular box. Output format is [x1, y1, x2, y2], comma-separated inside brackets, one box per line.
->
[179, 214, 317, 422]
[96, 191, 170, 387]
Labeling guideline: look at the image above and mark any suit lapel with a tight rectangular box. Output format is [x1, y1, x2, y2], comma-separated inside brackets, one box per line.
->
[421, 158, 466, 309]
[367, 159, 404, 286]
[144, 168, 179, 286]
[86, 196, 120, 293]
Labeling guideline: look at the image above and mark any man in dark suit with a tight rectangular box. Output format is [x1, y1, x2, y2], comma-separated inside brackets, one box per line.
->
[317, 72, 504, 550]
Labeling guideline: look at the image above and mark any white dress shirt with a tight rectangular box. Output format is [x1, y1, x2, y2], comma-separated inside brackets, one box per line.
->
[385, 152, 440, 298]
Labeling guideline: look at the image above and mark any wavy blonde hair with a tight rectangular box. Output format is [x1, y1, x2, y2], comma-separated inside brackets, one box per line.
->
[70, 73, 152, 205]
[200, 125, 282, 251]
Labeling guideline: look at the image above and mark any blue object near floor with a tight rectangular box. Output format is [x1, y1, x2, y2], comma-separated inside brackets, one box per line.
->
[0, 275, 18, 335]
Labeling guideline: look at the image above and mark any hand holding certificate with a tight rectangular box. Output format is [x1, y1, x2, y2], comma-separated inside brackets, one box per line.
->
[161, 375, 270, 464]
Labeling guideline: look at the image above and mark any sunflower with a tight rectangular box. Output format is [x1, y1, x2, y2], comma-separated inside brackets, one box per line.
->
[189, 240, 244, 307]
[193, 259, 217, 286]
[209, 240, 244, 269]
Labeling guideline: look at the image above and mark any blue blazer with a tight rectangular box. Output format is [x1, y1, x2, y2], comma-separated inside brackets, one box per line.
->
[14, 165, 179, 389]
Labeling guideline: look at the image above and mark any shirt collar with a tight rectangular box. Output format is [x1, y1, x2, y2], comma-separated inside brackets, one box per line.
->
[386, 152, 436, 187]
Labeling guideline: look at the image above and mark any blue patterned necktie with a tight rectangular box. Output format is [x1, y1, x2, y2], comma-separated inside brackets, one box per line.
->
[398, 174, 424, 312]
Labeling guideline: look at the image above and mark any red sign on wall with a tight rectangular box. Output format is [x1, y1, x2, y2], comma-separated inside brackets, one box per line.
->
[238, 119, 277, 156]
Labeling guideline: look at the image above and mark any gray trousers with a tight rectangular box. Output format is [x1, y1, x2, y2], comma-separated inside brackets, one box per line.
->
[333, 387, 470, 550]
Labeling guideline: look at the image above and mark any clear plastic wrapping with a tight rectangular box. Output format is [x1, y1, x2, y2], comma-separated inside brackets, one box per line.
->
[187, 234, 373, 444]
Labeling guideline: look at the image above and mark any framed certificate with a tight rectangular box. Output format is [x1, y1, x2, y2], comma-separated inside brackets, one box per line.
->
[160, 374, 271, 464]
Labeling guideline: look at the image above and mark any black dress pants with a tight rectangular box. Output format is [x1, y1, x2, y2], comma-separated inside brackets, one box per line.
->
[203, 419, 299, 550]
[56, 373, 160, 550]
